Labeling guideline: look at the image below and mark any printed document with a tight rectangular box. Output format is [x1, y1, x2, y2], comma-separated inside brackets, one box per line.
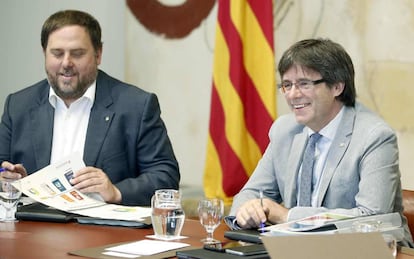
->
[15, 153, 151, 221]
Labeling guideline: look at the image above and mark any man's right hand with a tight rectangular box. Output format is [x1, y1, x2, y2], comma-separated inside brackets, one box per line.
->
[0, 161, 27, 179]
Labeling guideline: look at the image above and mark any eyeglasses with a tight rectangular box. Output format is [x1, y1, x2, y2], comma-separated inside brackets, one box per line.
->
[278, 79, 325, 94]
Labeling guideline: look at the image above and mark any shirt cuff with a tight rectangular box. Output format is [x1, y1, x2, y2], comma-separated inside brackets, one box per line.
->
[224, 215, 242, 230]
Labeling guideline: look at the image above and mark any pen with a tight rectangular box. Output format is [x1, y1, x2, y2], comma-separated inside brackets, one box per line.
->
[259, 189, 266, 231]
[0, 167, 6, 173]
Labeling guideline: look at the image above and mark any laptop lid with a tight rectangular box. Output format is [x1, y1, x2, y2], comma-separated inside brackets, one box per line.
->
[261, 232, 394, 259]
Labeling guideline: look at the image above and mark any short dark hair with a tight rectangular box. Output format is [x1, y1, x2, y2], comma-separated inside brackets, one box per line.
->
[41, 10, 102, 53]
[278, 38, 356, 107]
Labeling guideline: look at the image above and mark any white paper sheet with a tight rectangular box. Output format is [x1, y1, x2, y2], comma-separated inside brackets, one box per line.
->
[105, 239, 190, 256]
[102, 251, 140, 258]
[145, 234, 188, 241]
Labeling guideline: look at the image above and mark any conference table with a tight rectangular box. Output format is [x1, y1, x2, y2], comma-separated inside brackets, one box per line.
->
[0, 218, 414, 258]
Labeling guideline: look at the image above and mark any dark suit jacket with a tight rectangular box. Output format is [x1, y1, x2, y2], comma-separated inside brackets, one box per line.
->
[0, 70, 180, 206]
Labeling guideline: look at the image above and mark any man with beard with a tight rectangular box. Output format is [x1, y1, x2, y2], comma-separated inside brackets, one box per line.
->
[0, 10, 180, 206]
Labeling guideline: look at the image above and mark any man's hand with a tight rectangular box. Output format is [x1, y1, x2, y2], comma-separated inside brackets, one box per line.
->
[235, 198, 289, 229]
[0, 161, 27, 179]
[70, 166, 122, 204]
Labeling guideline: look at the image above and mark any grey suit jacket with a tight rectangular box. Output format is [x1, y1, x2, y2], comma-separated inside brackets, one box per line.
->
[229, 102, 413, 245]
[0, 70, 179, 206]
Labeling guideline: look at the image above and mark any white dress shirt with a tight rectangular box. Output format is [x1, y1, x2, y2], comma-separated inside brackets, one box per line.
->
[48, 83, 96, 164]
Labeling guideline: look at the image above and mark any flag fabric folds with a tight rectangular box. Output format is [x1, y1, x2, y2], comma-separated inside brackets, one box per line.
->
[204, 0, 276, 205]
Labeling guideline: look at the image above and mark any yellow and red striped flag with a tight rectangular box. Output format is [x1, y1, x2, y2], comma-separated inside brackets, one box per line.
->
[204, 0, 276, 205]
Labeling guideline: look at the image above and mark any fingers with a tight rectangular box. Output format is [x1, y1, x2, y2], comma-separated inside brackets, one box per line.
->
[14, 164, 27, 177]
[71, 167, 121, 203]
[0, 162, 27, 179]
[71, 167, 107, 191]
[236, 199, 267, 229]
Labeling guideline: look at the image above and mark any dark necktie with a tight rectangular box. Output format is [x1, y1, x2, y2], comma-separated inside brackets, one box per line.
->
[298, 133, 322, 206]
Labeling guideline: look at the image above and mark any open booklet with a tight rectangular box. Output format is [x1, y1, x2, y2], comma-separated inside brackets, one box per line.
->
[262, 212, 353, 233]
[261, 212, 405, 241]
[14, 153, 151, 224]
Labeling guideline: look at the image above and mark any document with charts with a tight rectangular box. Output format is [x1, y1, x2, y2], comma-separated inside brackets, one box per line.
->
[16, 153, 151, 222]
[262, 212, 354, 233]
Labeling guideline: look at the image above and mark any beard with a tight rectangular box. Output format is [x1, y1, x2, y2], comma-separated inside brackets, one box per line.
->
[47, 67, 98, 101]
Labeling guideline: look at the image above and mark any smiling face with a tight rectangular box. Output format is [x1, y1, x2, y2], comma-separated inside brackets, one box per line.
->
[44, 25, 102, 106]
[282, 64, 345, 132]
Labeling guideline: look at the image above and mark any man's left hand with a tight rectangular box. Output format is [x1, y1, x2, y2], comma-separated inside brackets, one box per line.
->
[70, 166, 122, 204]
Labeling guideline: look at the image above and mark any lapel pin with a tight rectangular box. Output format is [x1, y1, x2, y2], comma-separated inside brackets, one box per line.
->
[105, 116, 110, 121]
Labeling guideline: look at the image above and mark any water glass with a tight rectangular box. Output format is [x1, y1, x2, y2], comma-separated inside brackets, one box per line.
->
[198, 198, 224, 244]
[151, 189, 185, 239]
[0, 177, 22, 222]
[352, 220, 396, 258]
[351, 220, 380, 232]
[382, 234, 397, 258]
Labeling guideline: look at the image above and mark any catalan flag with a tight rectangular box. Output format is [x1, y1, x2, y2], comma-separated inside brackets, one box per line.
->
[204, 0, 276, 205]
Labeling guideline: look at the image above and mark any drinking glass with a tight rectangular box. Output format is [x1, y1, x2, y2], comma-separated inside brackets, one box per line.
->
[351, 220, 380, 232]
[382, 234, 397, 258]
[151, 189, 185, 239]
[198, 198, 224, 244]
[352, 220, 397, 258]
[0, 178, 22, 222]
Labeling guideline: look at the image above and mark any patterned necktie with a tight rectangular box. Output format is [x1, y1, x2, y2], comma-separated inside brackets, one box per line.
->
[298, 133, 322, 206]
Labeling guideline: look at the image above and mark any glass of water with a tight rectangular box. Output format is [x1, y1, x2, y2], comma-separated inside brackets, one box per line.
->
[198, 198, 224, 244]
[382, 234, 397, 258]
[0, 177, 22, 221]
[151, 189, 185, 239]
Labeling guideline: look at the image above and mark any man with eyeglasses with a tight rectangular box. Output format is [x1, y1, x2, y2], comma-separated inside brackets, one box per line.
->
[227, 38, 413, 246]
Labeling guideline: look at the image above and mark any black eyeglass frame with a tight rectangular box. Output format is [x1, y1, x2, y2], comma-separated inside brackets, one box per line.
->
[278, 78, 325, 94]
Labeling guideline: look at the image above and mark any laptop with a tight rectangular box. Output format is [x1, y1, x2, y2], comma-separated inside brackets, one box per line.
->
[16, 202, 77, 223]
[261, 232, 394, 259]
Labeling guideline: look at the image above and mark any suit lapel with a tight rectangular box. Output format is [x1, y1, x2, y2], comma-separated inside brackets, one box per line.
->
[284, 130, 308, 207]
[316, 106, 355, 206]
[83, 71, 114, 165]
[30, 86, 54, 169]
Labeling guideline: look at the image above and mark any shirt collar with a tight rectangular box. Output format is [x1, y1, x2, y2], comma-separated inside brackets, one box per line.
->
[48, 81, 96, 108]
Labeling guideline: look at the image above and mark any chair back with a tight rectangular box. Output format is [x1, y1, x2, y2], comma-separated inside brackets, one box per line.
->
[402, 189, 414, 236]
